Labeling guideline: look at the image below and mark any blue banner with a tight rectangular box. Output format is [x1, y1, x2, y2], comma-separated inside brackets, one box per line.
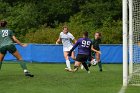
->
[3, 44, 122, 63]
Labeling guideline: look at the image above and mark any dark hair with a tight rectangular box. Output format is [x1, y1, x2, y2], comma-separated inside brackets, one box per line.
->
[83, 31, 88, 37]
[0, 21, 7, 27]
[95, 32, 101, 37]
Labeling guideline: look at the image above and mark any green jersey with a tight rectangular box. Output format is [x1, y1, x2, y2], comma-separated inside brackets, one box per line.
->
[0, 28, 14, 48]
[92, 38, 101, 51]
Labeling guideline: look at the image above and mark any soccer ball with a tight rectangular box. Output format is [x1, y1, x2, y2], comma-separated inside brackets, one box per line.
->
[91, 59, 97, 66]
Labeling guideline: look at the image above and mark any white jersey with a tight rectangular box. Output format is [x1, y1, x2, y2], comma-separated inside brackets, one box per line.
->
[60, 32, 75, 51]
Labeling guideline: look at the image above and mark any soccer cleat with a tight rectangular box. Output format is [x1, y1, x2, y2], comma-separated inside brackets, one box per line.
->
[73, 68, 79, 72]
[65, 68, 70, 70]
[65, 68, 72, 72]
[100, 69, 103, 72]
[25, 72, 34, 77]
[88, 71, 90, 74]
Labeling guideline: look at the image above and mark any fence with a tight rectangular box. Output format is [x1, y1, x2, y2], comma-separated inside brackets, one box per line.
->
[4, 44, 122, 63]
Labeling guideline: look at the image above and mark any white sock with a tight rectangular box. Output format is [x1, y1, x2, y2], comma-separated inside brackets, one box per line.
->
[66, 60, 71, 69]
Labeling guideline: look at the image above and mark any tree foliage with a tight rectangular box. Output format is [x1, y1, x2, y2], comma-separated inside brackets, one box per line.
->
[0, 0, 122, 44]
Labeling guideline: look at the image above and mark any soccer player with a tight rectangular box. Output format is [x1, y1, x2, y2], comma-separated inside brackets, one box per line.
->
[0, 21, 34, 77]
[89, 32, 103, 72]
[56, 26, 76, 71]
[68, 31, 100, 73]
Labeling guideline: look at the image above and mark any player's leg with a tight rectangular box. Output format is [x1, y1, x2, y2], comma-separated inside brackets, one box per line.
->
[81, 55, 90, 73]
[96, 52, 102, 71]
[74, 54, 90, 73]
[73, 61, 81, 72]
[71, 51, 76, 60]
[9, 45, 33, 77]
[88, 56, 93, 67]
[88, 52, 96, 67]
[12, 50, 27, 70]
[64, 51, 71, 70]
[0, 53, 5, 70]
[12, 50, 34, 77]
[82, 61, 90, 73]
[71, 51, 83, 69]
[73, 54, 82, 72]
[73, 61, 90, 73]
[0, 47, 7, 70]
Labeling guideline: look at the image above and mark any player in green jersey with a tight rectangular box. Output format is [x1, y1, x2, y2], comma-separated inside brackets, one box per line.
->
[88, 32, 102, 72]
[0, 21, 34, 77]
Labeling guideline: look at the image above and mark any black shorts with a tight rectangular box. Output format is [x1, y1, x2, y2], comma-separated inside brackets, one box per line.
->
[0, 44, 17, 55]
[76, 54, 89, 63]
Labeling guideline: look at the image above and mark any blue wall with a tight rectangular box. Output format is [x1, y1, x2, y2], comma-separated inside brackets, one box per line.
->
[4, 44, 122, 63]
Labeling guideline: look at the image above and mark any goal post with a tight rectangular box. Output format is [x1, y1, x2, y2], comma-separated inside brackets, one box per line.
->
[129, 0, 133, 76]
[123, 0, 128, 86]
[123, 0, 140, 86]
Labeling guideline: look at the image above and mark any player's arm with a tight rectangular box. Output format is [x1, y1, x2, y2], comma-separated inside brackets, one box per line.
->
[73, 39, 77, 44]
[68, 40, 79, 56]
[56, 37, 61, 44]
[70, 42, 79, 52]
[91, 45, 101, 54]
[70, 33, 77, 44]
[12, 36, 27, 47]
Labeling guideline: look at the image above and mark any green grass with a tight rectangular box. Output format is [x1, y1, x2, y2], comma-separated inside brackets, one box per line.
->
[0, 63, 139, 93]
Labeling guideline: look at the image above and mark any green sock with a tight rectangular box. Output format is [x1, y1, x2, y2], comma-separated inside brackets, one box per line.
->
[98, 61, 102, 70]
[19, 61, 27, 70]
[0, 62, 2, 70]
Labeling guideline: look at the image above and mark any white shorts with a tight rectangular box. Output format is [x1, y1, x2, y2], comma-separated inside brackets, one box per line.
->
[63, 45, 73, 52]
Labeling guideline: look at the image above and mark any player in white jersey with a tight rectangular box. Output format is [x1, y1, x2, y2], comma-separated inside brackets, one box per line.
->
[56, 26, 76, 71]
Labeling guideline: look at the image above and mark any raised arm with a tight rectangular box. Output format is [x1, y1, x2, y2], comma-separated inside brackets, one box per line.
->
[12, 36, 27, 47]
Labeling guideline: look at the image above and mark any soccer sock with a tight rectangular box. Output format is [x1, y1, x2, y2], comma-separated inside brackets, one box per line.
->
[19, 61, 28, 72]
[0, 62, 2, 70]
[88, 63, 91, 67]
[98, 61, 102, 70]
[82, 62, 89, 71]
[66, 60, 71, 69]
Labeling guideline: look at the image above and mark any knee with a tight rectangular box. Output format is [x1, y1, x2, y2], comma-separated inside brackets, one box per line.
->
[64, 55, 68, 60]
[71, 56, 76, 60]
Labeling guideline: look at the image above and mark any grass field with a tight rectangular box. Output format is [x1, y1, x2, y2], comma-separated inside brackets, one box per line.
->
[0, 63, 139, 93]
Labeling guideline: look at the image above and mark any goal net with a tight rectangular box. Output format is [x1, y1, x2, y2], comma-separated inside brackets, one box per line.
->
[128, 0, 140, 85]
[123, 0, 140, 86]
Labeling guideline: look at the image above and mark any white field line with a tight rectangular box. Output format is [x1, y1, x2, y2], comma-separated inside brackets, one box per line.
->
[118, 86, 127, 93]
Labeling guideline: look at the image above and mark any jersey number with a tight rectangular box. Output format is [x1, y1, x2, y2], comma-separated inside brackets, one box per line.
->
[2, 30, 8, 37]
[81, 40, 91, 47]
